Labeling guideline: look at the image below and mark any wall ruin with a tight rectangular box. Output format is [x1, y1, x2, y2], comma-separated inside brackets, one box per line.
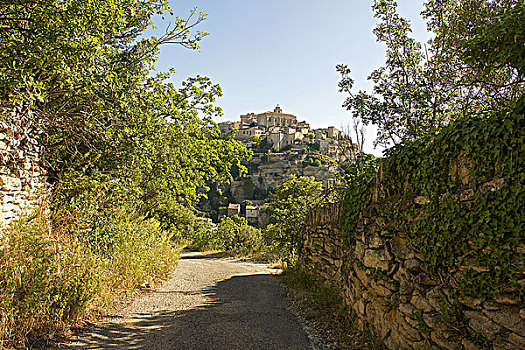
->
[0, 106, 47, 229]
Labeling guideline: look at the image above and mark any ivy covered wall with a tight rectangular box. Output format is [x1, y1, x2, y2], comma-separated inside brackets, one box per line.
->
[301, 99, 524, 349]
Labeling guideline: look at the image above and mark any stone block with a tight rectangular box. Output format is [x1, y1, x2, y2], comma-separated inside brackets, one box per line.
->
[509, 332, 525, 348]
[357, 298, 366, 316]
[371, 279, 393, 297]
[381, 279, 399, 292]
[412, 340, 432, 350]
[398, 318, 423, 342]
[399, 303, 417, 317]
[423, 314, 448, 332]
[398, 274, 416, 295]
[459, 188, 476, 201]
[494, 294, 519, 305]
[464, 310, 502, 341]
[461, 338, 483, 350]
[404, 258, 422, 273]
[414, 273, 440, 287]
[483, 308, 525, 334]
[458, 295, 483, 310]
[355, 263, 371, 287]
[414, 196, 430, 205]
[1, 194, 15, 204]
[355, 240, 365, 260]
[364, 248, 390, 270]
[411, 294, 433, 313]
[391, 235, 415, 260]
[426, 288, 447, 310]
[480, 178, 505, 193]
[483, 300, 502, 311]
[430, 331, 460, 350]
[369, 234, 385, 249]
[0, 175, 22, 191]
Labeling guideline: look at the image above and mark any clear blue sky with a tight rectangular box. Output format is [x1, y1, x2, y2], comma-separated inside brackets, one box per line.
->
[149, 0, 429, 156]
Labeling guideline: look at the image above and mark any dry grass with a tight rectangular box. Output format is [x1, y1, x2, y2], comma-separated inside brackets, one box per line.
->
[0, 206, 178, 349]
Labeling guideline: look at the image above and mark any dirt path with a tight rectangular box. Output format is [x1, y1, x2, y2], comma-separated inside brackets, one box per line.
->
[62, 251, 315, 350]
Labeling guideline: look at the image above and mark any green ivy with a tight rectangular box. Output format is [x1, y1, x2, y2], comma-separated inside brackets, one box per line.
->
[339, 154, 380, 246]
[382, 97, 525, 300]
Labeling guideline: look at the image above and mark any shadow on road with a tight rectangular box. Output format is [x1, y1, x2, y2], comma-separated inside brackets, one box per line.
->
[179, 252, 226, 260]
[62, 274, 310, 350]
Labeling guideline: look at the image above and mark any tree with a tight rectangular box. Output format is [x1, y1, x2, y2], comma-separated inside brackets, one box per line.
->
[337, 0, 524, 148]
[461, 1, 525, 78]
[0, 0, 250, 223]
[265, 175, 323, 261]
[216, 215, 262, 252]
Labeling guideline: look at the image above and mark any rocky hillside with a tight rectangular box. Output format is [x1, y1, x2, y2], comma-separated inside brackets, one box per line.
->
[229, 152, 338, 203]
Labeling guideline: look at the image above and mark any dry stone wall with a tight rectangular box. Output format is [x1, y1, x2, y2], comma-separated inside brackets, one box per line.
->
[0, 106, 47, 229]
[301, 189, 524, 349]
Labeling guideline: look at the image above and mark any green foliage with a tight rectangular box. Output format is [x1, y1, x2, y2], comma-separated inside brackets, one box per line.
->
[265, 175, 324, 262]
[463, 2, 525, 76]
[339, 154, 380, 245]
[0, 0, 250, 215]
[0, 2, 250, 346]
[249, 134, 261, 144]
[152, 199, 199, 242]
[215, 216, 262, 253]
[337, 0, 524, 147]
[383, 97, 525, 300]
[0, 212, 97, 348]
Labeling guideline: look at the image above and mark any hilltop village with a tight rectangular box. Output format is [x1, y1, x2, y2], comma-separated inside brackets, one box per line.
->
[202, 105, 356, 224]
[218, 105, 353, 161]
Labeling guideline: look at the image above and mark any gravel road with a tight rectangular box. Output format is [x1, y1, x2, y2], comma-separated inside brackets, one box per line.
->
[62, 250, 314, 350]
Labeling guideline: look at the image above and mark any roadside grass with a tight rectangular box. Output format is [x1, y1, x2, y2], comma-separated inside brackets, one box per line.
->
[0, 207, 178, 350]
[281, 268, 385, 350]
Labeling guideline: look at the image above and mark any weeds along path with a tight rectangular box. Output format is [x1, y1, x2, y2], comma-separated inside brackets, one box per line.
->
[62, 250, 313, 350]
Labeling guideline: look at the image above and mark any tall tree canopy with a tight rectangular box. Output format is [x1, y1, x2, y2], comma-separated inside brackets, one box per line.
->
[338, 0, 524, 148]
[0, 0, 250, 215]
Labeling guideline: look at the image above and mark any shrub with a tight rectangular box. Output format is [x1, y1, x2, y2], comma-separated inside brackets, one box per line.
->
[0, 206, 178, 349]
[215, 216, 262, 253]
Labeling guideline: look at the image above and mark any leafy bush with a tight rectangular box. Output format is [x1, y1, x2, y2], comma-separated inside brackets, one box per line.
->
[152, 200, 199, 244]
[187, 219, 217, 251]
[215, 215, 262, 253]
[265, 175, 323, 262]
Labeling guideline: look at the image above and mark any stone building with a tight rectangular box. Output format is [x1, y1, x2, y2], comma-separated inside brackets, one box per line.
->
[240, 105, 297, 128]
[235, 126, 265, 141]
[314, 126, 341, 141]
[227, 203, 240, 217]
[218, 121, 240, 134]
[245, 205, 259, 225]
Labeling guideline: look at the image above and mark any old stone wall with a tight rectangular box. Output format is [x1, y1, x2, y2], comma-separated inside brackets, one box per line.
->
[0, 106, 47, 229]
[301, 187, 524, 349]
